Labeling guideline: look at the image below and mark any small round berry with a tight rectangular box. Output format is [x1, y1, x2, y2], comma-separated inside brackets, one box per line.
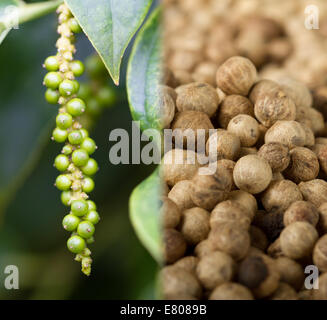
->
[67, 235, 86, 253]
[87, 200, 97, 211]
[56, 113, 73, 129]
[77, 221, 95, 238]
[85, 210, 100, 225]
[44, 72, 62, 89]
[72, 79, 80, 93]
[72, 149, 89, 167]
[68, 18, 82, 33]
[96, 86, 116, 107]
[44, 56, 59, 71]
[81, 137, 96, 154]
[55, 174, 72, 191]
[86, 236, 95, 244]
[68, 130, 83, 145]
[82, 177, 95, 193]
[62, 214, 80, 231]
[61, 191, 72, 206]
[85, 54, 106, 78]
[86, 98, 101, 116]
[62, 145, 73, 155]
[71, 199, 89, 217]
[54, 154, 70, 171]
[77, 83, 92, 100]
[66, 98, 85, 116]
[70, 60, 85, 77]
[80, 128, 89, 139]
[52, 127, 68, 143]
[59, 80, 77, 97]
[45, 88, 60, 104]
[81, 158, 98, 176]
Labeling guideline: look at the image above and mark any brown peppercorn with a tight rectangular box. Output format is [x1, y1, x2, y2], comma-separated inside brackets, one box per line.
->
[299, 179, 327, 207]
[302, 124, 315, 147]
[261, 180, 303, 213]
[312, 143, 327, 176]
[233, 155, 272, 194]
[254, 87, 296, 127]
[196, 251, 235, 290]
[257, 142, 290, 172]
[192, 61, 218, 86]
[190, 163, 232, 210]
[206, 129, 241, 162]
[306, 108, 325, 135]
[313, 273, 327, 300]
[275, 257, 304, 290]
[210, 200, 252, 230]
[171, 110, 214, 150]
[237, 254, 280, 298]
[216, 56, 257, 96]
[162, 149, 200, 187]
[227, 114, 259, 147]
[163, 228, 187, 264]
[269, 283, 298, 300]
[249, 79, 280, 103]
[217, 159, 236, 189]
[280, 221, 318, 259]
[253, 210, 284, 241]
[249, 226, 269, 251]
[160, 265, 202, 299]
[217, 95, 254, 129]
[267, 237, 284, 258]
[227, 190, 258, 219]
[174, 256, 199, 275]
[158, 85, 176, 129]
[238, 147, 258, 158]
[313, 235, 327, 272]
[208, 223, 250, 260]
[284, 201, 319, 227]
[284, 147, 319, 183]
[160, 196, 181, 229]
[168, 180, 194, 211]
[318, 203, 327, 234]
[180, 207, 210, 245]
[194, 239, 215, 259]
[175, 82, 219, 117]
[209, 283, 254, 300]
[264, 120, 306, 149]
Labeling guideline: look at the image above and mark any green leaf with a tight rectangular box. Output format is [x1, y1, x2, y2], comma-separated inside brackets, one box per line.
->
[0, 0, 63, 45]
[129, 169, 162, 263]
[65, 0, 153, 85]
[127, 8, 161, 132]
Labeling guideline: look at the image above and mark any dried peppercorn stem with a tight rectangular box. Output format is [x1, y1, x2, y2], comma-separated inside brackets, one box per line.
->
[43, 3, 100, 276]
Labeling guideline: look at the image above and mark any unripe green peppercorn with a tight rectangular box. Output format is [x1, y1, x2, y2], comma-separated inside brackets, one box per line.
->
[56, 113, 73, 129]
[68, 130, 83, 145]
[62, 214, 80, 231]
[55, 174, 72, 191]
[44, 56, 59, 71]
[59, 79, 77, 97]
[77, 221, 95, 238]
[80, 128, 89, 139]
[72, 79, 80, 93]
[70, 60, 85, 77]
[62, 145, 73, 155]
[87, 200, 97, 211]
[67, 235, 86, 253]
[77, 83, 92, 100]
[44, 72, 62, 89]
[71, 199, 88, 217]
[72, 149, 89, 167]
[86, 236, 95, 244]
[45, 88, 60, 104]
[86, 98, 101, 116]
[82, 177, 95, 193]
[96, 86, 116, 107]
[54, 154, 70, 171]
[85, 54, 106, 78]
[52, 128, 68, 143]
[81, 137, 96, 154]
[66, 98, 85, 116]
[61, 190, 72, 206]
[85, 210, 100, 224]
[68, 18, 82, 33]
[81, 158, 98, 176]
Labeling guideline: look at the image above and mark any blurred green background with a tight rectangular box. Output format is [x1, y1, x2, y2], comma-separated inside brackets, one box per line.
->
[0, 1, 157, 299]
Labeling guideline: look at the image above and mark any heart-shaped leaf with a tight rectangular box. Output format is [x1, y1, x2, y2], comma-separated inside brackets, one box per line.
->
[126, 8, 161, 132]
[0, 0, 62, 45]
[129, 169, 162, 263]
[65, 0, 152, 85]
